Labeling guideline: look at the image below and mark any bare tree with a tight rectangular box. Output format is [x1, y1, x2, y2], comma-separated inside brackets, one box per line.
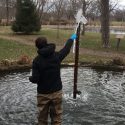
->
[70, 0, 79, 14]
[33, 0, 56, 26]
[100, 0, 110, 48]
[113, 9, 125, 22]
[61, 0, 73, 21]
[5, 0, 9, 25]
[0, 0, 16, 25]
[33, 0, 47, 26]
[80, 0, 93, 35]
[52, 0, 66, 38]
[98, 0, 120, 48]
[87, 1, 101, 21]
[109, 0, 120, 12]
[81, 0, 86, 35]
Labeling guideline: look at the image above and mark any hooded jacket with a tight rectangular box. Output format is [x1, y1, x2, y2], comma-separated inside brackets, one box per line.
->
[29, 39, 73, 94]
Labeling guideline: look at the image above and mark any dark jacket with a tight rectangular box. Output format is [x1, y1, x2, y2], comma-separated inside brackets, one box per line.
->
[29, 39, 73, 94]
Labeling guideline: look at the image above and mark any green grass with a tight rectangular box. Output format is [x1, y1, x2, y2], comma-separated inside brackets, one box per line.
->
[40, 29, 125, 53]
[1, 26, 125, 52]
[39, 28, 73, 45]
[0, 38, 36, 61]
[80, 32, 101, 49]
[80, 32, 125, 53]
[62, 53, 112, 64]
[0, 26, 125, 63]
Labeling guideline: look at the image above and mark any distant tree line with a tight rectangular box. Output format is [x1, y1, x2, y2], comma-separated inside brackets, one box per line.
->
[0, 0, 123, 26]
[0, 0, 124, 47]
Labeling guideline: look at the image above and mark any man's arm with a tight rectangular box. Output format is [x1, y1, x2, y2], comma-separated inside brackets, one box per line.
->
[29, 60, 40, 83]
[58, 34, 77, 62]
[58, 39, 73, 62]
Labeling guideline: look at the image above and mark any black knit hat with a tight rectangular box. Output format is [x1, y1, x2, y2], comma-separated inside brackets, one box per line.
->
[35, 37, 48, 49]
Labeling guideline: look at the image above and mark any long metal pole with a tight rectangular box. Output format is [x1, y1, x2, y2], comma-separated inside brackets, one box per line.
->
[73, 23, 81, 99]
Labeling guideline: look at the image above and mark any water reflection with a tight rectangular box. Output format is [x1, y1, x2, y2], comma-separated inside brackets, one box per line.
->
[0, 68, 125, 125]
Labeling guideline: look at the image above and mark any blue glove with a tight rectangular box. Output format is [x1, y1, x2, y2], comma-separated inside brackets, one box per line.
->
[70, 34, 77, 40]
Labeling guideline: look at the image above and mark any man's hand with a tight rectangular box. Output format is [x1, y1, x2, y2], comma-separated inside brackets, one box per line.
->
[70, 34, 77, 41]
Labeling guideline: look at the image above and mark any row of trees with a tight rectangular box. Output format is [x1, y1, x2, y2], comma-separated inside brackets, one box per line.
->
[0, 0, 16, 25]
[0, 0, 124, 48]
[0, 0, 123, 25]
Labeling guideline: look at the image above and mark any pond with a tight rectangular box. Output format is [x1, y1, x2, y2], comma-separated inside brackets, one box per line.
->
[0, 68, 125, 125]
[86, 27, 125, 35]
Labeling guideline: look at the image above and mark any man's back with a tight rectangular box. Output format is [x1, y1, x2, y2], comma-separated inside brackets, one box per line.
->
[29, 39, 73, 94]
[35, 51, 62, 94]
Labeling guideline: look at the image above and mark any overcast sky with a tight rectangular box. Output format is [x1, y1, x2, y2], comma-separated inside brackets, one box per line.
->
[119, 0, 125, 7]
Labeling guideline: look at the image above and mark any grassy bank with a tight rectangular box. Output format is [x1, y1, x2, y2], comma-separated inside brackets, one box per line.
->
[0, 26, 125, 65]
[0, 38, 36, 61]
[80, 33, 125, 52]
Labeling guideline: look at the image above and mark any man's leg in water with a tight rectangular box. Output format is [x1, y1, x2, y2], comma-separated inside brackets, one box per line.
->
[51, 91, 62, 125]
[37, 94, 50, 125]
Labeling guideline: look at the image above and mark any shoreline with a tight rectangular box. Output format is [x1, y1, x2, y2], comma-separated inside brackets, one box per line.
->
[0, 63, 125, 74]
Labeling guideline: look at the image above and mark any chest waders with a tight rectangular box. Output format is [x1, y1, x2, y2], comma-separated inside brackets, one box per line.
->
[49, 101, 56, 125]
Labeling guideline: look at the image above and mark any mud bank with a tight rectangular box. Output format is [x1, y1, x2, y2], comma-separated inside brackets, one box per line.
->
[0, 64, 32, 73]
[0, 62, 125, 73]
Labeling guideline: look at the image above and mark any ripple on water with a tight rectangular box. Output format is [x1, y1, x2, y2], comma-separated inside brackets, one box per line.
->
[0, 68, 125, 125]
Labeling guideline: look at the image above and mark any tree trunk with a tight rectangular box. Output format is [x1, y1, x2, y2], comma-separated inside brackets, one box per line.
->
[100, 0, 110, 48]
[6, 0, 9, 26]
[81, 0, 86, 35]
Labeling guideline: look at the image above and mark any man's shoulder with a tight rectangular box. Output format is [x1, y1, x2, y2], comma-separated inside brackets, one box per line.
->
[33, 55, 40, 63]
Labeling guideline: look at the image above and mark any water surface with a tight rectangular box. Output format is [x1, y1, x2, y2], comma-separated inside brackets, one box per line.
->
[0, 68, 125, 125]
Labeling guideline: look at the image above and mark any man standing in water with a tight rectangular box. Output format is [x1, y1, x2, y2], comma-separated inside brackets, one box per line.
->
[29, 34, 77, 125]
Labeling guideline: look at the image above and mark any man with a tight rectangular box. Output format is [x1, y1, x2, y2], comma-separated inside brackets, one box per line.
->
[29, 34, 77, 125]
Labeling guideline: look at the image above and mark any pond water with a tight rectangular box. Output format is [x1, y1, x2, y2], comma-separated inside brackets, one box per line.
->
[86, 27, 125, 35]
[0, 68, 125, 125]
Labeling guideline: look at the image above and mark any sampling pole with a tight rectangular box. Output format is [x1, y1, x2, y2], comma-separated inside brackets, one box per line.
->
[73, 23, 81, 99]
[73, 9, 87, 99]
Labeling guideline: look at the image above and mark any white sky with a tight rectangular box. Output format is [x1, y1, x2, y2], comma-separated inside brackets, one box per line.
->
[119, 0, 125, 7]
